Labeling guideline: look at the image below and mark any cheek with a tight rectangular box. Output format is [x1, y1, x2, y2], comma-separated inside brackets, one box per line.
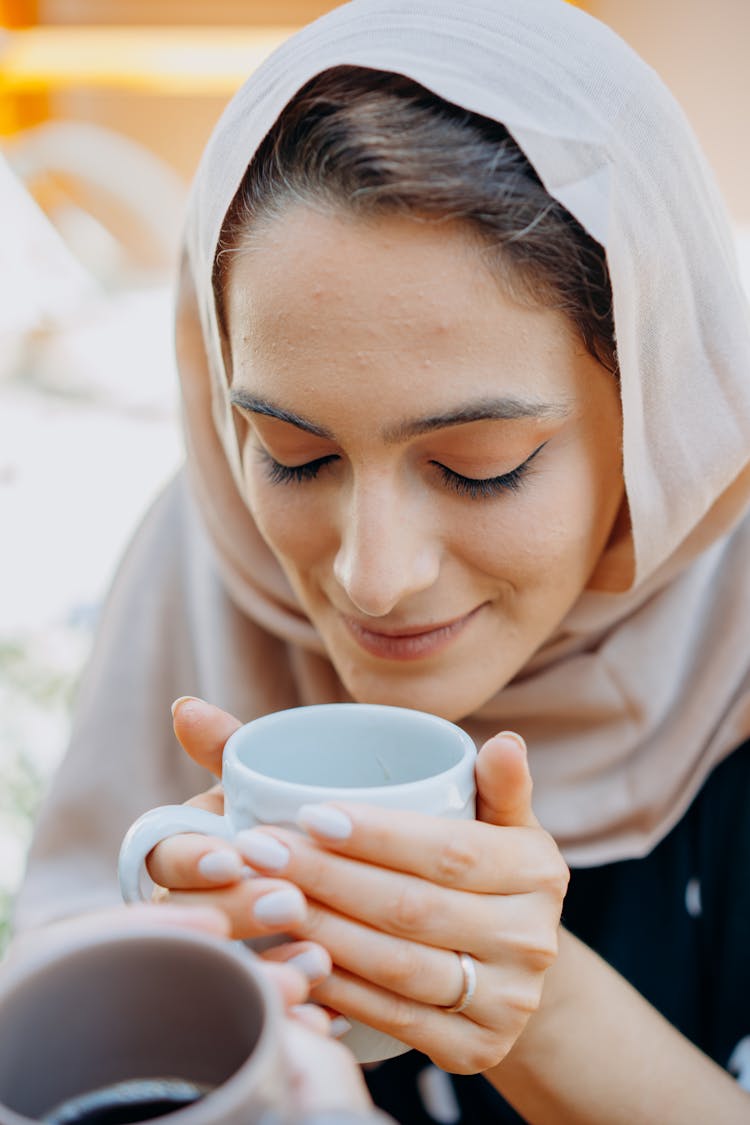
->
[459, 503, 573, 588]
[242, 468, 334, 573]
[458, 452, 618, 591]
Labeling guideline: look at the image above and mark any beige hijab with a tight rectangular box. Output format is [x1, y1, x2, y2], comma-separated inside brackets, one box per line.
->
[14, 0, 750, 934]
[178, 0, 750, 865]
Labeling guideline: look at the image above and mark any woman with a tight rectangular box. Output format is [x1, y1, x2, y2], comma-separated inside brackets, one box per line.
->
[15, 1, 750, 1121]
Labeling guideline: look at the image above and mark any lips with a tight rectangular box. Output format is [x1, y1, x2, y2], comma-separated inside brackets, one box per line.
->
[342, 604, 485, 661]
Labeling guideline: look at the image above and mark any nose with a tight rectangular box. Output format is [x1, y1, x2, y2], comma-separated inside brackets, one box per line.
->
[333, 476, 441, 617]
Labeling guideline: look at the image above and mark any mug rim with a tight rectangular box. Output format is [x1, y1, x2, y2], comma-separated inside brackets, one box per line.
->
[223, 702, 477, 797]
[0, 924, 285, 1125]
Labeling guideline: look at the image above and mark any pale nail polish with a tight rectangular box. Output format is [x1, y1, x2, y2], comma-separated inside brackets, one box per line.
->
[197, 849, 244, 883]
[170, 695, 203, 717]
[497, 730, 527, 753]
[235, 831, 290, 871]
[286, 947, 330, 980]
[253, 887, 306, 925]
[329, 1016, 353, 1038]
[297, 804, 352, 840]
[289, 1004, 330, 1034]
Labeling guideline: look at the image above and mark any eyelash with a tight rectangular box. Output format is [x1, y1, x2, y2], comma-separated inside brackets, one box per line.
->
[258, 443, 546, 498]
[434, 457, 536, 499]
[260, 452, 339, 485]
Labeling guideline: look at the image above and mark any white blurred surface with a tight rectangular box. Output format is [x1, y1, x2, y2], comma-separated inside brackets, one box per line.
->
[0, 152, 93, 339]
[0, 148, 185, 906]
[0, 280, 182, 631]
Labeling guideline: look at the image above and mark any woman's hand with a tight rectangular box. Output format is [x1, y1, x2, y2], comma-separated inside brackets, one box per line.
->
[238, 737, 567, 1074]
[152, 698, 568, 1074]
[145, 699, 333, 985]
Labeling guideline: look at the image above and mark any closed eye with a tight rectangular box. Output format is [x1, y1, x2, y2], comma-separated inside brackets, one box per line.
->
[432, 442, 547, 500]
[258, 441, 547, 496]
[259, 450, 339, 485]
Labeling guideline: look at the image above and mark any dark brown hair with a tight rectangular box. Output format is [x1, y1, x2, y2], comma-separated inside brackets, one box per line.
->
[214, 66, 617, 374]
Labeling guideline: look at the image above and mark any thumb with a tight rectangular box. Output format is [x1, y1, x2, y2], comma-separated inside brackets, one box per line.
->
[476, 731, 539, 828]
[170, 696, 242, 779]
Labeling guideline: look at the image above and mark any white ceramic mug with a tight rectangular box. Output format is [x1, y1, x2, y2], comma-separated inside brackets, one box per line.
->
[119, 703, 477, 1063]
[0, 920, 288, 1125]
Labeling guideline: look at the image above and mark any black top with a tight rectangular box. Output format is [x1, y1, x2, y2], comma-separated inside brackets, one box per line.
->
[365, 738, 750, 1123]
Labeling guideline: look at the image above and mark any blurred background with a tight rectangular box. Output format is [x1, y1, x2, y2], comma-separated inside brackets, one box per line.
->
[1, 0, 749, 952]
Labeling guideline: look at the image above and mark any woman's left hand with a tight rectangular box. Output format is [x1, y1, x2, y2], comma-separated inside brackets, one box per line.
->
[236, 731, 569, 1074]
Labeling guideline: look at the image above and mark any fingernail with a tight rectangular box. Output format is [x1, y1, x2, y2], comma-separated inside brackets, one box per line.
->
[497, 730, 527, 753]
[235, 831, 290, 872]
[286, 946, 331, 980]
[289, 1004, 330, 1034]
[253, 887, 306, 926]
[329, 1016, 352, 1038]
[197, 849, 245, 883]
[171, 695, 203, 718]
[297, 804, 352, 840]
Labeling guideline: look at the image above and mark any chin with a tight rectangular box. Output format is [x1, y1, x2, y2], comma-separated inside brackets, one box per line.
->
[335, 662, 502, 724]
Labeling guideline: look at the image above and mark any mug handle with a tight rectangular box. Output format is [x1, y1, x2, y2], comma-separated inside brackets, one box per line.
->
[118, 805, 232, 904]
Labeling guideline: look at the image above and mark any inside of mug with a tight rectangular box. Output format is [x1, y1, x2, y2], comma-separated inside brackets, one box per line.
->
[236, 705, 469, 786]
[0, 935, 267, 1120]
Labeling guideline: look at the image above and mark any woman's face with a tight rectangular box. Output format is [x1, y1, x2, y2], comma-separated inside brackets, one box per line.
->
[225, 206, 624, 721]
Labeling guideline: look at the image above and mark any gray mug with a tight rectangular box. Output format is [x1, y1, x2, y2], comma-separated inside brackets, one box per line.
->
[0, 919, 289, 1125]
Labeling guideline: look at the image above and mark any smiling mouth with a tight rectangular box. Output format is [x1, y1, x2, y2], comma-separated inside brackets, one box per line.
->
[342, 605, 486, 661]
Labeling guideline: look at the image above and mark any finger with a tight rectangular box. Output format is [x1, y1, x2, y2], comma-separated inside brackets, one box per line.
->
[237, 806, 558, 894]
[164, 877, 308, 942]
[171, 697, 242, 779]
[129, 902, 232, 937]
[476, 731, 539, 828]
[300, 900, 461, 1006]
[33, 902, 232, 943]
[258, 960, 311, 1009]
[238, 830, 562, 960]
[260, 941, 332, 985]
[147, 832, 248, 890]
[299, 890, 559, 1001]
[288, 1003, 332, 1035]
[290, 898, 507, 1014]
[185, 785, 225, 816]
[310, 970, 521, 1075]
[282, 1021, 374, 1113]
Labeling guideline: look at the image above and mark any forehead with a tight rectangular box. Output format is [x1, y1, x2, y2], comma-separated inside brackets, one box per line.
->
[224, 205, 586, 410]
[224, 205, 568, 337]
[226, 205, 493, 325]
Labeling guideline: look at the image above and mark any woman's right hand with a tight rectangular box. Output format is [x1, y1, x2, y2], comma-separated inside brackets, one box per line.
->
[145, 698, 327, 977]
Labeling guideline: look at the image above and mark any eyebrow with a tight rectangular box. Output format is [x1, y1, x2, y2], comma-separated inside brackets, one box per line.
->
[229, 390, 571, 443]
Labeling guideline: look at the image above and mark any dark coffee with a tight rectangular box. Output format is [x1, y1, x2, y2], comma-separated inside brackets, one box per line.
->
[43, 1079, 211, 1125]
